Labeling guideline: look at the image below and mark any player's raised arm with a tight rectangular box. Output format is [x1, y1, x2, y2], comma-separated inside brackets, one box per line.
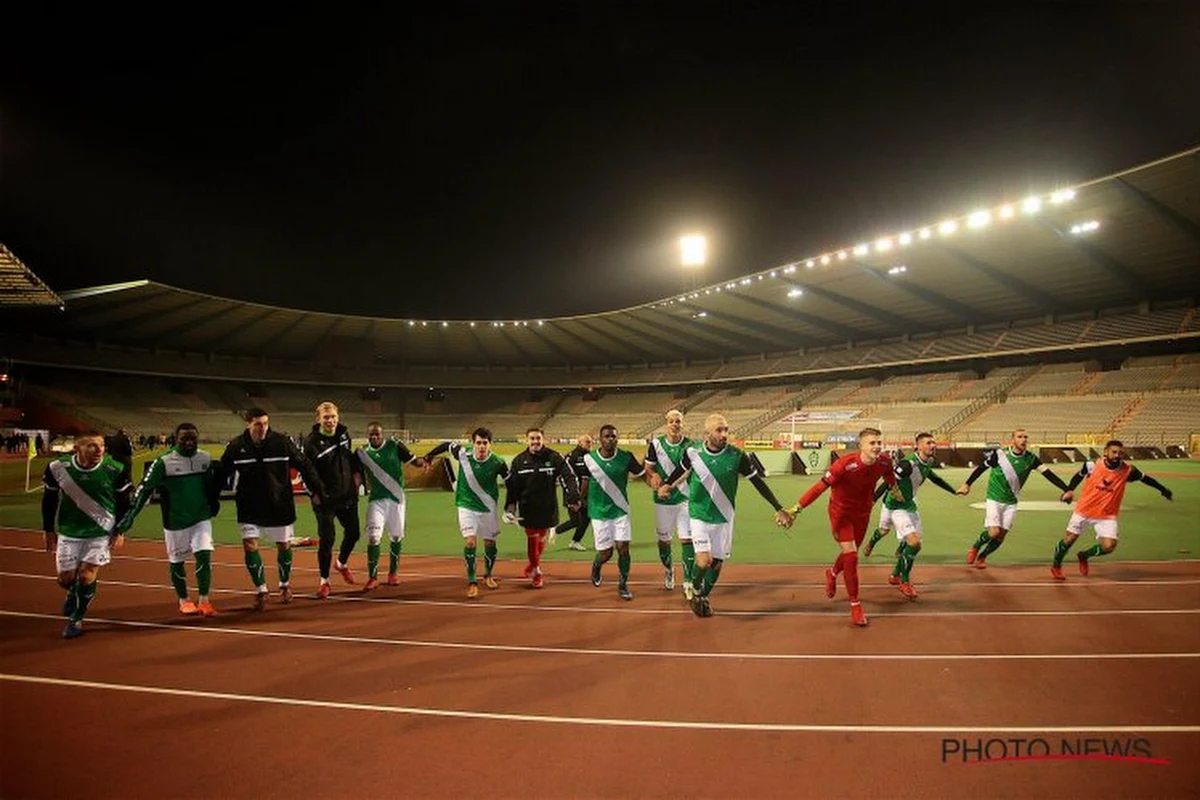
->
[925, 465, 957, 495]
[795, 454, 844, 510]
[1031, 454, 1071, 493]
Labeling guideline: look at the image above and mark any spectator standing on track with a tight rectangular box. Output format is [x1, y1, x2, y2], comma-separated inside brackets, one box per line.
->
[504, 427, 580, 588]
[644, 409, 693, 594]
[116, 422, 222, 616]
[303, 402, 364, 598]
[423, 427, 510, 597]
[355, 422, 424, 591]
[216, 408, 325, 610]
[585, 424, 652, 601]
[791, 428, 901, 627]
[554, 433, 593, 551]
[105, 427, 134, 474]
[862, 432, 957, 599]
[957, 428, 1071, 568]
[41, 430, 132, 639]
[657, 414, 793, 618]
[1050, 439, 1173, 580]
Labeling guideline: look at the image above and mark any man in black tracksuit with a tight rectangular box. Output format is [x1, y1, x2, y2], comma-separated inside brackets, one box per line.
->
[303, 402, 364, 598]
[217, 407, 325, 610]
[553, 433, 593, 550]
[504, 427, 580, 588]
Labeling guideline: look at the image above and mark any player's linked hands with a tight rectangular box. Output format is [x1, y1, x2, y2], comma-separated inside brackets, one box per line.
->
[109, 533, 125, 549]
[43, 531, 56, 553]
[955, 484, 971, 496]
[1060, 490, 1074, 503]
[503, 507, 518, 525]
[774, 508, 795, 529]
[655, 484, 673, 500]
[1161, 488, 1173, 501]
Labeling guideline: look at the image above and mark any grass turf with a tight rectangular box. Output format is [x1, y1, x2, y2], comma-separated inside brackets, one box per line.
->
[3, 444, 1196, 566]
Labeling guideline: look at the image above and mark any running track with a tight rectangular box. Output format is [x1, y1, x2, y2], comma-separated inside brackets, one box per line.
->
[1, 527, 1197, 799]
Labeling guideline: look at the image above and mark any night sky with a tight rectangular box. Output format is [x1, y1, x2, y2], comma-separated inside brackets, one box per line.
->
[4, 3, 1199, 319]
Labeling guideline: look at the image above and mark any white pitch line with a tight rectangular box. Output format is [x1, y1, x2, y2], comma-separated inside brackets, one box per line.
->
[3, 673, 1198, 734]
[3, 610, 1199, 662]
[3, 570, 1200, 619]
[1, 545, 1198, 590]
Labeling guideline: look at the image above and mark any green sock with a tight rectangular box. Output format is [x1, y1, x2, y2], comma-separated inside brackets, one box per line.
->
[483, 541, 497, 576]
[278, 548, 293, 585]
[169, 562, 189, 600]
[194, 550, 212, 596]
[389, 539, 402, 574]
[367, 543, 381, 580]
[244, 549, 266, 588]
[618, 549, 631, 586]
[897, 543, 921, 581]
[681, 541, 696, 585]
[464, 545, 477, 582]
[701, 560, 723, 597]
[657, 541, 672, 570]
[972, 530, 992, 550]
[1081, 544, 1109, 559]
[72, 579, 97, 622]
[866, 528, 886, 551]
[691, 564, 707, 596]
[1053, 539, 1073, 567]
[979, 536, 1004, 559]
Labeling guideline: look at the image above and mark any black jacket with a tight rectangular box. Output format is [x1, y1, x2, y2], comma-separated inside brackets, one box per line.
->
[563, 445, 591, 508]
[302, 423, 362, 505]
[218, 430, 325, 526]
[505, 446, 580, 529]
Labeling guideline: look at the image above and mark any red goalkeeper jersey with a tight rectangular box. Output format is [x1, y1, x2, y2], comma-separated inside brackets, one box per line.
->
[799, 452, 895, 519]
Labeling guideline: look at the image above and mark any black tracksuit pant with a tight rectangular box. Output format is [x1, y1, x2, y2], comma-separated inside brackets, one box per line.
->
[315, 497, 360, 577]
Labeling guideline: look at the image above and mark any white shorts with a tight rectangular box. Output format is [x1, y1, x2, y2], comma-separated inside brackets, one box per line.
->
[890, 510, 922, 540]
[164, 520, 214, 563]
[984, 500, 1018, 531]
[366, 498, 406, 544]
[458, 507, 500, 541]
[689, 519, 734, 560]
[1067, 512, 1119, 540]
[239, 523, 294, 545]
[654, 502, 690, 542]
[593, 516, 632, 550]
[56, 535, 111, 573]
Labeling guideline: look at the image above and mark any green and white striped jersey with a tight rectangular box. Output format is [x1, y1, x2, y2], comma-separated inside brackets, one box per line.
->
[583, 448, 645, 521]
[357, 439, 414, 502]
[644, 435, 691, 506]
[985, 448, 1043, 504]
[884, 452, 937, 512]
[680, 443, 757, 525]
[43, 454, 132, 539]
[448, 443, 509, 513]
[124, 447, 216, 531]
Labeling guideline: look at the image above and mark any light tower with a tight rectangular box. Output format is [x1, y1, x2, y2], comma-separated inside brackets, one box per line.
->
[679, 234, 706, 292]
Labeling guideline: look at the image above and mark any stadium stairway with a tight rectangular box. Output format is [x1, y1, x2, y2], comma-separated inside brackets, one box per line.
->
[735, 383, 836, 439]
[937, 365, 1038, 438]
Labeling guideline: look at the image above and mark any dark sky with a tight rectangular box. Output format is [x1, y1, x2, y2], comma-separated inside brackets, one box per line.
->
[4, 2, 1199, 318]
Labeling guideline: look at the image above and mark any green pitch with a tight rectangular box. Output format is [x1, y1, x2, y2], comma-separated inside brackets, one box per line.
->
[3, 446, 1197, 565]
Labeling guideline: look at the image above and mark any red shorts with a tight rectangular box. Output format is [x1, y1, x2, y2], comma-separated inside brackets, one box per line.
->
[830, 515, 870, 545]
[524, 528, 549, 538]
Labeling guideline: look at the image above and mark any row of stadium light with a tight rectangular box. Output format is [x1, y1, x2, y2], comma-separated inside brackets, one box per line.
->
[654, 186, 1098, 310]
[399, 319, 548, 328]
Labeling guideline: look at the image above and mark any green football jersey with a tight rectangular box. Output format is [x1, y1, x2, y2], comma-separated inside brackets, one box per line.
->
[44, 454, 132, 539]
[124, 447, 215, 531]
[884, 452, 937, 512]
[357, 439, 411, 502]
[683, 443, 752, 525]
[450, 443, 508, 513]
[985, 448, 1041, 504]
[584, 448, 644, 521]
[646, 435, 691, 506]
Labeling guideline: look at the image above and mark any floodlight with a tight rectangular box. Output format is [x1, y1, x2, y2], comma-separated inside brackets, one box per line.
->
[837, 250, 848, 261]
[875, 237, 893, 252]
[787, 288, 803, 298]
[898, 232, 913, 246]
[853, 244, 869, 256]
[821, 255, 831, 265]
[806, 259, 815, 268]
[1051, 189, 1076, 204]
[999, 205, 1015, 219]
[1069, 220, 1100, 235]
[680, 235, 707, 266]
[1022, 196, 1042, 214]
[888, 265, 908, 276]
[967, 210, 990, 229]
[918, 228, 933, 240]
[938, 219, 958, 235]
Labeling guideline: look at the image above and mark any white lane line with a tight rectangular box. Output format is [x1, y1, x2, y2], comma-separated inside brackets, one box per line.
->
[3, 673, 1198, 733]
[1, 545, 1198, 590]
[3, 611, 1198, 661]
[4, 571, 1200, 619]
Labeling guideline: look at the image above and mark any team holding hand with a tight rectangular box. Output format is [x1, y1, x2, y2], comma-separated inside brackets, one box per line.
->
[41, 404, 1173, 638]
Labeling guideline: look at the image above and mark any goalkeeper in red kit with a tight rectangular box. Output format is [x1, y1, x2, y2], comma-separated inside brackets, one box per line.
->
[792, 428, 901, 627]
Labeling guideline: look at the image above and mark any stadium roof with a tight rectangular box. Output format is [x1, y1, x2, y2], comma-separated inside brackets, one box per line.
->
[12, 146, 1200, 369]
[0, 244, 62, 308]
